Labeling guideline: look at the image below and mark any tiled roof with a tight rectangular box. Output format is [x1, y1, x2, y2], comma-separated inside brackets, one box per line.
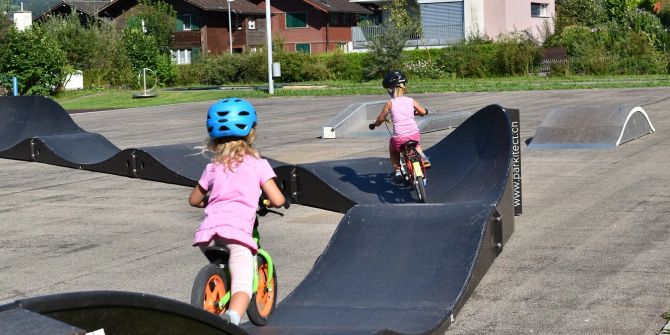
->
[66, 0, 112, 15]
[304, 0, 372, 14]
[35, 0, 111, 20]
[185, 0, 265, 14]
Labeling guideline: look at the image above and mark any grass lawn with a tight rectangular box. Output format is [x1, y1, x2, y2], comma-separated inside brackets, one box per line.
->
[54, 75, 670, 111]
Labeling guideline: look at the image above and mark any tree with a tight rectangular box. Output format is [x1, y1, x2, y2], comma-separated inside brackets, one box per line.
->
[604, 0, 645, 20]
[383, 0, 421, 37]
[126, 0, 177, 53]
[366, 0, 423, 78]
[556, 0, 608, 31]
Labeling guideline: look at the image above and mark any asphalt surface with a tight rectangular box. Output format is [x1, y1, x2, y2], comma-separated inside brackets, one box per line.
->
[1, 88, 669, 334]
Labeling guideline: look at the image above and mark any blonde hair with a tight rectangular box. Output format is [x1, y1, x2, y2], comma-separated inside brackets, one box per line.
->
[391, 83, 406, 98]
[204, 128, 259, 171]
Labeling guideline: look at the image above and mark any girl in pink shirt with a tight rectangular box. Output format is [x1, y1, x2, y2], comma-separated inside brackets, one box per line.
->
[369, 71, 430, 183]
[189, 98, 285, 325]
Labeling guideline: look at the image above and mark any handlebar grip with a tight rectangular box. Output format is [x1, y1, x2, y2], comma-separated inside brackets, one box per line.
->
[368, 123, 376, 130]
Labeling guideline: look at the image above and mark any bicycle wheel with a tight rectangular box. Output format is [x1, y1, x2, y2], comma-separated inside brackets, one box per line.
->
[190, 264, 229, 315]
[415, 176, 427, 203]
[247, 256, 277, 326]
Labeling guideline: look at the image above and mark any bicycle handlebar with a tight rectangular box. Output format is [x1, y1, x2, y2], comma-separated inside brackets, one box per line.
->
[368, 123, 376, 130]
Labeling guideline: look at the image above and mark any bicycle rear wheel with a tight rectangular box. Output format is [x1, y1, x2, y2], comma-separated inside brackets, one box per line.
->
[415, 176, 427, 203]
[190, 264, 229, 315]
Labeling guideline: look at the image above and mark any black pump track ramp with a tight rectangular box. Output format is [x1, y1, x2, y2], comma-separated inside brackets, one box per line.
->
[0, 97, 516, 335]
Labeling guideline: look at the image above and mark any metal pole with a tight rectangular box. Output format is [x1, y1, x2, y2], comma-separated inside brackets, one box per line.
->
[143, 68, 147, 95]
[12, 77, 18, 96]
[265, 0, 274, 94]
[228, 0, 233, 55]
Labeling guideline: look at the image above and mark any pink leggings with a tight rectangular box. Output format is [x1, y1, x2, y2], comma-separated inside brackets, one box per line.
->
[199, 237, 253, 298]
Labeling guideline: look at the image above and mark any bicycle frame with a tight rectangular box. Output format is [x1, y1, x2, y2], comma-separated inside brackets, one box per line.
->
[399, 141, 425, 184]
[214, 224, 275, 309]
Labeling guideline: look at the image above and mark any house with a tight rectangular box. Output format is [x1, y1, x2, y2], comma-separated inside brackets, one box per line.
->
[34, 1, 113, 24]
[92, 0, 368, 62]
[249, 0, 372, 53]
[97, 0, 267, 64]
[351, 0, 555, 50]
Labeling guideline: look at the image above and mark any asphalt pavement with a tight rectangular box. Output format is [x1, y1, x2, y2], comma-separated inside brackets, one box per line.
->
[1, 88, 669, 334]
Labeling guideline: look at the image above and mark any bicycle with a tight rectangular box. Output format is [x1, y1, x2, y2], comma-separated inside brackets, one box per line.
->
[369, 111, 429, 203]
[190, 197, 289, 326]
[397, 140, 428, 203]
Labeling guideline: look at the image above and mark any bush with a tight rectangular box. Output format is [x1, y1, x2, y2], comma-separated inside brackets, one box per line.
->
[493, 32, 542, 76]
[438, 39, 497, 78]
[200, 54, 243, 85]
[238, 52, 266, 83]
[0, 26, 68, 95]
[613, 31, 667, 74]
[402, 49, 444, 79]
[274, 52, 312, 82]
[175, 64, 203, 86]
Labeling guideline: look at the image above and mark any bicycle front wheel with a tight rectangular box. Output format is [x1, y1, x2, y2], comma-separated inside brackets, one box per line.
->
[247, 257, 277, 326]
[415, 176, 427, 203]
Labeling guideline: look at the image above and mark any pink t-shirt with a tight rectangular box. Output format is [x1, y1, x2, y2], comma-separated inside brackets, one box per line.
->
[390, 96, 420, 137]
[193, 155, 276, 252]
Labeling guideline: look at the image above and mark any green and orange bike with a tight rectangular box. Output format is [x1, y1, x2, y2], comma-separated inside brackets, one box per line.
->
[190, 197, 289, 326]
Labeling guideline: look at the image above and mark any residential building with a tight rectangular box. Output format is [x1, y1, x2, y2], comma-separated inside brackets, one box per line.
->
[352, 0, 555, 50]
[98, 0, 267, 63]
[35, 1, 112, 25]
[249, 0, 371, 53]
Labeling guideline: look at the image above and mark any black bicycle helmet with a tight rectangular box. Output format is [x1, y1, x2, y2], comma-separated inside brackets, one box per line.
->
[382, 70, 407, 89]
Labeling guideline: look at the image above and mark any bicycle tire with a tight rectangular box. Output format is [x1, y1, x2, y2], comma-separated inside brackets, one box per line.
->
[190, 264, 229, 315]
[415, 176, 427, 203]
[247, 256, 278, 326]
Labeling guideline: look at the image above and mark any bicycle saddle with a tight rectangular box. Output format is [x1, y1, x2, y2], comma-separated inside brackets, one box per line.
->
[204, 245, 230, 264]
[400, 140, 418, 150]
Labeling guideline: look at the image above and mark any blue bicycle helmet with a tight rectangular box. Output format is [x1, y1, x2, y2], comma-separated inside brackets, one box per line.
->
[206, 98, 257, 139]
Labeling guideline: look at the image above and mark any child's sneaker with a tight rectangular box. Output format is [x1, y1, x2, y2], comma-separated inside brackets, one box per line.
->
[392, 170, 403, 184]
[422, 157, 432, 169]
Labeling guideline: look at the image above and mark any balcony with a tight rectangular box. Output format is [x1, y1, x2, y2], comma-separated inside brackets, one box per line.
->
[352, 23, 464, 50]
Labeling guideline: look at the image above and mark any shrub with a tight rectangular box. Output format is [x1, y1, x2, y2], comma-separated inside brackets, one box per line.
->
[0, 26, 68, 95]
[493, 32, 542, 76]
[238, 52, 267, 83]
[302, 62, 332, 81]
[274, 51, 311, 82]
[438, 39, 497, 78]
[613, 31, 667, 74]
[200, 54, 243, 85]
[175, 64, 203, 86]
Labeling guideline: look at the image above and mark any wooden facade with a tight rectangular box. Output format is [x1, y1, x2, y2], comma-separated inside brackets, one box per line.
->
[38, 0, 370, 58]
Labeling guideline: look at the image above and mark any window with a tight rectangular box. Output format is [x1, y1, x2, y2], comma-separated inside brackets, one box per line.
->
[286, 12, 307, 28]
[171, 49, 192, 64]
[248, 18, 256, 30]
[531, 3, 548, 18]
[329, 13, 338, 25]
[182, 14, 192, 31]
[296, 43, 310, 54]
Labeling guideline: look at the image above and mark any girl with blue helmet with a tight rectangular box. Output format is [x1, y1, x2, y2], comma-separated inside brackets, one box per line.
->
[189, 98, 285, 325]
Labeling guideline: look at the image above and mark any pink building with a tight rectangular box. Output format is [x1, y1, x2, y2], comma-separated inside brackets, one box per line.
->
[482, 0, 555, 39]
[416, 0, 554, 41]
[351, 0, 555, 48]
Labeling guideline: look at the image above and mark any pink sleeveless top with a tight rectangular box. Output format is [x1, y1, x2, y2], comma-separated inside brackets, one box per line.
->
[390, 96, 419, 136]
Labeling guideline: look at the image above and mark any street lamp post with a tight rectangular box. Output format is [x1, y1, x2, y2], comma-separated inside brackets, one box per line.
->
[265, 0, 274, 94]
[227, 0, 234, 55]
